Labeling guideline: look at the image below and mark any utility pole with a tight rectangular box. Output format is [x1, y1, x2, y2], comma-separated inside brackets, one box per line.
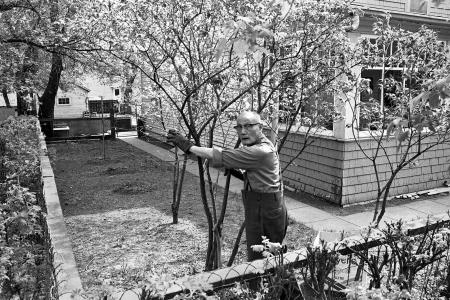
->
[137, 70, 143, 135]
[101, 96, 105, 159]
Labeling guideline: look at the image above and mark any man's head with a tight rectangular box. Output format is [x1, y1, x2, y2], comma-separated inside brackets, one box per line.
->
[234, 111, 263, 146]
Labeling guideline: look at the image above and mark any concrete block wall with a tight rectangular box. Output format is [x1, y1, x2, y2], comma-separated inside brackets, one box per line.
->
[37, 120, 83, 299]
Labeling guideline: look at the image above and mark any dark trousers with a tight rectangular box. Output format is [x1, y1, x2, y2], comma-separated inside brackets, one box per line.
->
[241, 190, 288, 261]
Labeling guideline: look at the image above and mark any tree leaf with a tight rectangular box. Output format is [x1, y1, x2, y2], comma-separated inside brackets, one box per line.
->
[236, 15, 254, 24]
[428, 121, 436, 132]
[253, 25, 273, 38]
[214, 38, 228, 62]
[233, 39, 250, 58]
[397, 130, 409, 143]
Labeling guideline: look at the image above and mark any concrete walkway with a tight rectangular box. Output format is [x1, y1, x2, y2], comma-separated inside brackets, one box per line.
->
[118, 132, 450, 236]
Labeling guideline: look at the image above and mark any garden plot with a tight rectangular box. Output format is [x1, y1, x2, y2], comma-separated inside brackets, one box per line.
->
[47, 139, 314, 293]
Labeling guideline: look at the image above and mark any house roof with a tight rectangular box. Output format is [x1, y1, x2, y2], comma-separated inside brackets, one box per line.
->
[75, 84, 91, 92]
[59, 83, 91, 93]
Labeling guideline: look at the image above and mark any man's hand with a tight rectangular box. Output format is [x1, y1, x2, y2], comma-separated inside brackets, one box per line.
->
[167, 129, 194, 153]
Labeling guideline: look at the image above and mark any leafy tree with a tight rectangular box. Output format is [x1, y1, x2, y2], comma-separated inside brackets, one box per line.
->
[88, 0, 366, 271]
[87, 0, 260, 271]
[0, 0, 110, 121]
[0, 0, 57, 116]
[223, 0, 363, 165]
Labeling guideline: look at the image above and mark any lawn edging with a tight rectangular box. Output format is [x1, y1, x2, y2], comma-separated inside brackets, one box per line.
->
[38, 127, 83, 299]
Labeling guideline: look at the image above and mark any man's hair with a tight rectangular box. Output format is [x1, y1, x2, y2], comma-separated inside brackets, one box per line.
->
[239, 110, 262, 124]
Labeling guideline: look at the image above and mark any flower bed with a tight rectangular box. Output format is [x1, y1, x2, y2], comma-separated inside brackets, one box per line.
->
[0, 116, 56, 299]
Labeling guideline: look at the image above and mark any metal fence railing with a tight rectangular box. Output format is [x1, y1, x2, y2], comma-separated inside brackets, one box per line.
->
[144, 214, 450, 299]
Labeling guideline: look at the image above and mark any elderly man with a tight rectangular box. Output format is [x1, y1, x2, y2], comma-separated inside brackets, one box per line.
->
[167, 111, 288, 261]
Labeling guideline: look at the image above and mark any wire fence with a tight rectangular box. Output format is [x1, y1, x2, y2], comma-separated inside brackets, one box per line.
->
[147, 214, 450, 299]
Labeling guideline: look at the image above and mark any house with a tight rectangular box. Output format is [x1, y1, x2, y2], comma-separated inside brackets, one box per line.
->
[279, 0, 450, 205]
[54, 74, 125, 118]
[0, 92, 17, 107]
[49, 74, 137, 137]
[0, 93, 17, 121]
[54, 84, 90, 118]
[82, 75, 122, 116]
[141, 0, 450, 206]
[0, 92, 40, 121]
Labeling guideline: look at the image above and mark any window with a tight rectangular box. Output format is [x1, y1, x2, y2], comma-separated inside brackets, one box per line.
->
[359, 66, 443, 130]
[114, 88, 120, 96]
[409, 0, 428, 15]
[363, 38, 400, 67]
[58, 97, 70, 105]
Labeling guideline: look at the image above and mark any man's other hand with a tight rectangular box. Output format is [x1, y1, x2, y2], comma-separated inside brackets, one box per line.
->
[167, 130, 194, 153]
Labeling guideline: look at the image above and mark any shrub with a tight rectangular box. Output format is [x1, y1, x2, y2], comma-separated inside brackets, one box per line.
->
[0, 116, 56, 299]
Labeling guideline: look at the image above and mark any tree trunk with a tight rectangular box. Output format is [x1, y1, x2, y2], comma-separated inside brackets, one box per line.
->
[16, 92, 26, 115]
[1, 88, 11, 108]
[227, 221, 245, 266]
[123, 67, 137, 103]
[39, 0, 62, 121]
[15, 45, 39, 116]
[197, 159, 215, 271]
[39, 52, 63, 119]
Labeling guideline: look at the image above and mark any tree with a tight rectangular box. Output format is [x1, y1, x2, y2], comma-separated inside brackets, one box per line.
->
[0, 0, 58, 116]
[347, 16, 450, 225]
[223, 0, 363, 165]
[38, 0, 62, 119]
[79, 0, 366, 272]
[90, 0, 365, 271]
[0, 0, 109, 121]
[87, 0, 261, 271]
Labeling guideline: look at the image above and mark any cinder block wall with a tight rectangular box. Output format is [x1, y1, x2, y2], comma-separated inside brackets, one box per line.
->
[142, 113, 450, 206]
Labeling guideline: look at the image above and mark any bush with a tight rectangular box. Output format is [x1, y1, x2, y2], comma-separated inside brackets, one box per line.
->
[0, 116, 56, 299]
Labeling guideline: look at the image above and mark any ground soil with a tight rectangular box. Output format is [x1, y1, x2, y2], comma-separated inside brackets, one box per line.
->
[47, 139, 316, 293]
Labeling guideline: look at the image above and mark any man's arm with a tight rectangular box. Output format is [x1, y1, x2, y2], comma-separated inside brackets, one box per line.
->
[189, 146, 214, 160]
[166, 130, 216, 161]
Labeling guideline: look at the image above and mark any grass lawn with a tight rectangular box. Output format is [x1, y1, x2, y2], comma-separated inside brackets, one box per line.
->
[47, 139, 316, 293]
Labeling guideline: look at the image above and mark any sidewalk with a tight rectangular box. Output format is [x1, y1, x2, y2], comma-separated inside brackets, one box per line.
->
[118, 132, 450, 236]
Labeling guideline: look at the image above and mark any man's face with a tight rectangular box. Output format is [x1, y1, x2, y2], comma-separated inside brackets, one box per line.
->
[234, 112, 262, 146]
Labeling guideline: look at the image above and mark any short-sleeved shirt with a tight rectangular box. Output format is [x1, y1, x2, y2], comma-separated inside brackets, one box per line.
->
[211, 135, 281, 193]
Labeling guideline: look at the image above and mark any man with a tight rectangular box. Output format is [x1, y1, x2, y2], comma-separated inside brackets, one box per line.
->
[167, 111, 288, 261]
